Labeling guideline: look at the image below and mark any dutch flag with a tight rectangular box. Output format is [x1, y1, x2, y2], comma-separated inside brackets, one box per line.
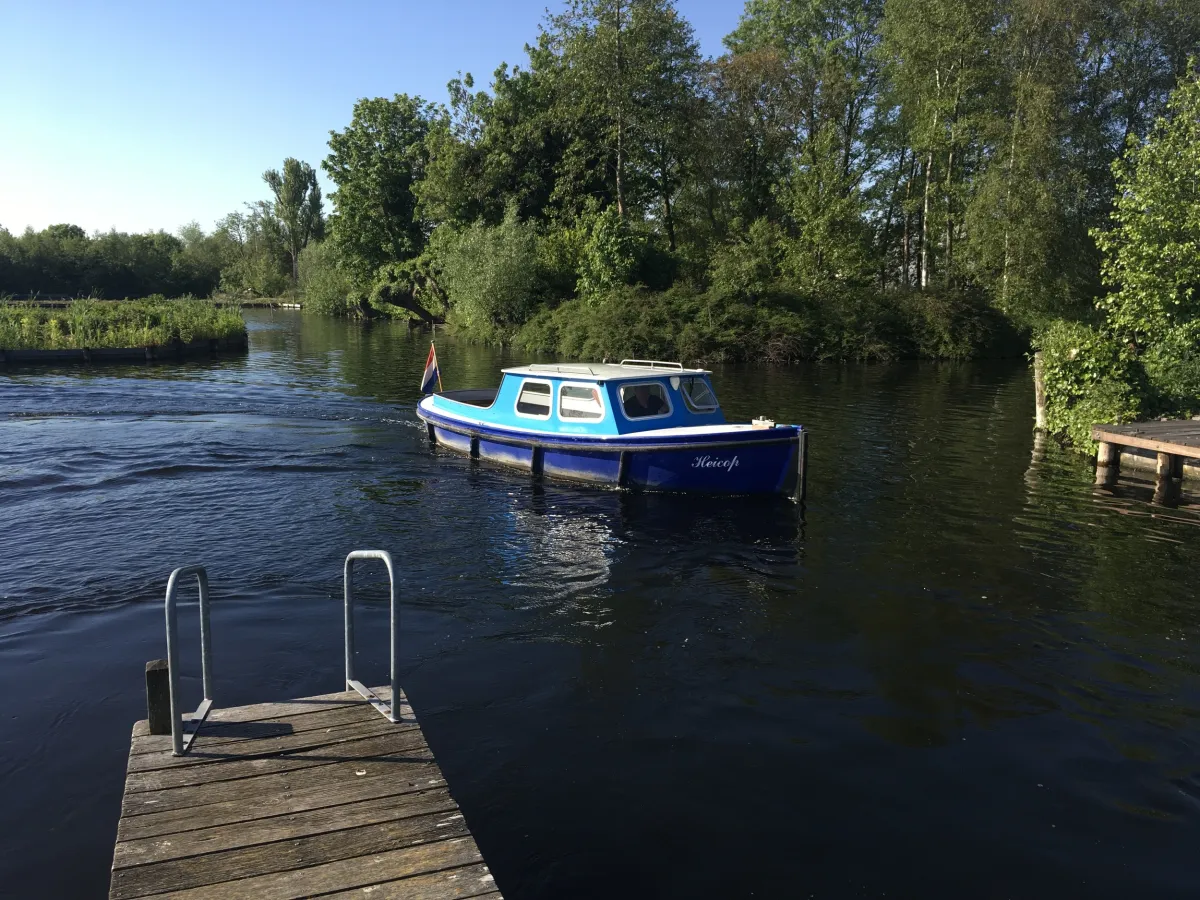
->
[420, 342, 442, 394]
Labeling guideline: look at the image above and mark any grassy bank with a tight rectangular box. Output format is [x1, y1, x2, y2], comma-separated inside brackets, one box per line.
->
[0, 297, 246, 350]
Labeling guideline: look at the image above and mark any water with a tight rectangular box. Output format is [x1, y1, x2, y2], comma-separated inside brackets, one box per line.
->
[2, 310, 1198, 898]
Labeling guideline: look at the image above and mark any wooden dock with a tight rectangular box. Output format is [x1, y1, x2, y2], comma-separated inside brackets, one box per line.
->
[1093, 420, 1200, 503]
[109, 686, 501, 900]
[1093, 421, 1200, 475]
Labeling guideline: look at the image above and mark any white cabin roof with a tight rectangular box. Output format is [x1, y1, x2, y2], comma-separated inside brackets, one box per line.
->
[501, 359, 710, 381]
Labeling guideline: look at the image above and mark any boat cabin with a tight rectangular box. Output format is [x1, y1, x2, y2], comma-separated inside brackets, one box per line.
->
[430, 360, 725, 435]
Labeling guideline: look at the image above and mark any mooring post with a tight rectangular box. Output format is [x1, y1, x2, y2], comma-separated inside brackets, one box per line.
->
[1094, 440, 1120, 486]
[1032, 351, 1047, 432]
[794, 429, 809, 506]
[145, 659, 172, 736]
[1157, 452, 1176, 480]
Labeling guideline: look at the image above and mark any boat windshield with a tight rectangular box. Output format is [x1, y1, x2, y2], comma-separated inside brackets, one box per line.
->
[620, 382, 671, 419]
[679, 376, 719, 413]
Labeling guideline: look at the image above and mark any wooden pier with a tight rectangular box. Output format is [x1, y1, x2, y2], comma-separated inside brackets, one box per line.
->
[1093, 420, 1200, 499]
[109, 686, 501, 900]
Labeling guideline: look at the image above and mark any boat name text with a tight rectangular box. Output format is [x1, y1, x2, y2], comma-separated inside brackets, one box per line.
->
[692, 454, 740, 472]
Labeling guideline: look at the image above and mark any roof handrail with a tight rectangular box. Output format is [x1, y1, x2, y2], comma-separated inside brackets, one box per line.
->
[528, 364, 596, 375]
[619, 359, 684, 371]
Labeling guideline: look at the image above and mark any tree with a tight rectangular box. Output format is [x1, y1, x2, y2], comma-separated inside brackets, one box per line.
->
[323, 95, 436, 283]
[1093, 66, 1200, 348]
[216, 203, 290, 297]
[263, 158, 325, 283]
[880, 0, 999, 289]
[545, 0, 704, 244]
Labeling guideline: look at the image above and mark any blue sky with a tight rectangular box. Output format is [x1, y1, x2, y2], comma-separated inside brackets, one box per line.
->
[1, 1, 745, 236]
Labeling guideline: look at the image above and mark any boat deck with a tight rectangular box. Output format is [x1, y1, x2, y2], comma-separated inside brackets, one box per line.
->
[109, 687, 500, 900]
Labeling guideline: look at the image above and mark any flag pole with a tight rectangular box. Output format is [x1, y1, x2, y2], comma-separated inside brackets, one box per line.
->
[434, 341, 443, 393]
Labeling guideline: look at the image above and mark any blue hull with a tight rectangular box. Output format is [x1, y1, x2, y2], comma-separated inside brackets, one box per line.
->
[417, 406, 802, 496]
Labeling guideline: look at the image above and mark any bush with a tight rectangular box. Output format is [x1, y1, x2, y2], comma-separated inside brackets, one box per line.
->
[1034, 320, 1145, 447]
[514, 281, 1000, 366]
[299, 241, 357, 316]
[435, 209, 542, 339]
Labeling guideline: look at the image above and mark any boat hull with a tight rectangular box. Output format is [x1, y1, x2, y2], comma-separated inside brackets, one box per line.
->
[418, 406, 802, 496]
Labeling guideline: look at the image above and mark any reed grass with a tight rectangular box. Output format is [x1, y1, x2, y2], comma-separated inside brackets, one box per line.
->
[0, 297, 246, 350]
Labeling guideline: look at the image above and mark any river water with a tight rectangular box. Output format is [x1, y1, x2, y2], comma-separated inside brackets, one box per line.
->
[2, 310, 1198, 898]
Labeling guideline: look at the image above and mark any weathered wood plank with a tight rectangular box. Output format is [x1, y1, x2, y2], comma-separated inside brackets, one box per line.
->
[317, 863, 499, 900]
[113, 788, 458, 868]
[119, 761, 443, 839]
[129, 702, 400, 757]
[1092, 422, 1200, 458]
[110, 824, 479, 899]
[129, 687, 409, 738]
[126, 716, 419, 775]
[123, 727, 433, 794]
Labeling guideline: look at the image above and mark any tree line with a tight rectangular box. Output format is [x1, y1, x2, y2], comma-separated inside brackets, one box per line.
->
[0, 159, 323, 301]
[5, 0, 1197, 385]
[301, 0, 1198, 366]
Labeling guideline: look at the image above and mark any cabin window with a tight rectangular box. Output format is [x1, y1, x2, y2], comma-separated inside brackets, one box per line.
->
[515, 380, 552, 418]
[559, 384, 605, 421]
[679, 376, 719, 413]
[620, 382, 672, 419]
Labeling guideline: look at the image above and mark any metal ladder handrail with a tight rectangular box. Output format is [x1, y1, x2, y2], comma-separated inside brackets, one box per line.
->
[164, 565, 214, 756]
[344, 550, 402, 723]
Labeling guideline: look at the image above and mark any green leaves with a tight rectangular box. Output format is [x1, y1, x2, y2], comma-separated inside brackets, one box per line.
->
[323, 95, 437, 284]
[1093, 66, 1200, 347]
[263, 158, 324, 283]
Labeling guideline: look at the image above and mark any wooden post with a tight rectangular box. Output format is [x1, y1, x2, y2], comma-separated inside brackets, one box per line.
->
[1153, 452, 1181, 506]
[145, 659, 172, 736]
[1032, 351, 1047, 431]
[794, 430, 809, 506]
[1096, 442, 1118, 468]
[1156, 452, 1174, 479]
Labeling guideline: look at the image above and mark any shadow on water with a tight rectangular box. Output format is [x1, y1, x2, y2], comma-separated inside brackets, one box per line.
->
[2, 310, 1199, 898]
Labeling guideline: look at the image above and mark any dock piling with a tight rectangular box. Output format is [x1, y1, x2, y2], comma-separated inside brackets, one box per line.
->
[144, 660, 171, 736]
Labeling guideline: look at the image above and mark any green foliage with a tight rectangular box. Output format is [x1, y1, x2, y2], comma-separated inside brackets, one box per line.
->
[515, 279, 1000, 365]
[707, 218, 786, 301]
[433, 209, 543, 338]
[0, 224, 227, 298]
[216, 203, 291, 298]
[1093, 67, 1200, 347]
[263, 158, 325, 282]
[0, 298, 245, 350]
[323, 95, 437, 283]
[1037, 67, 1200, 449]
[1139, 322, 1200, 416]
[298, 241, 356, 316]
[577, 205, 642, 300]
[1034, 320, 1144, 448]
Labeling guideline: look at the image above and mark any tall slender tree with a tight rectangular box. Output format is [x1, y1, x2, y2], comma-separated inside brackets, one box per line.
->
[262, 158, 324, 283]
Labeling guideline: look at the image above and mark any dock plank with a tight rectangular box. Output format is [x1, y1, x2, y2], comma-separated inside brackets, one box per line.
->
[318, 864, 499, 900]
[118, 765, 442, 840]
[123, 727, 433, 793]
[121, 750, 439, 819]
[109, 688, 500, 899]
[1092, 421, 1200, 457]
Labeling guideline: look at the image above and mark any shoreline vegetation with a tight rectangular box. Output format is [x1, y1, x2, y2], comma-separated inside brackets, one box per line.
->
[0, 298, 247, 358]
[2, 1, 1197, 443]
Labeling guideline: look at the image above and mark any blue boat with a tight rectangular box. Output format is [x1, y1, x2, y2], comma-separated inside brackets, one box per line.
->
[416, 360, 808, 498]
